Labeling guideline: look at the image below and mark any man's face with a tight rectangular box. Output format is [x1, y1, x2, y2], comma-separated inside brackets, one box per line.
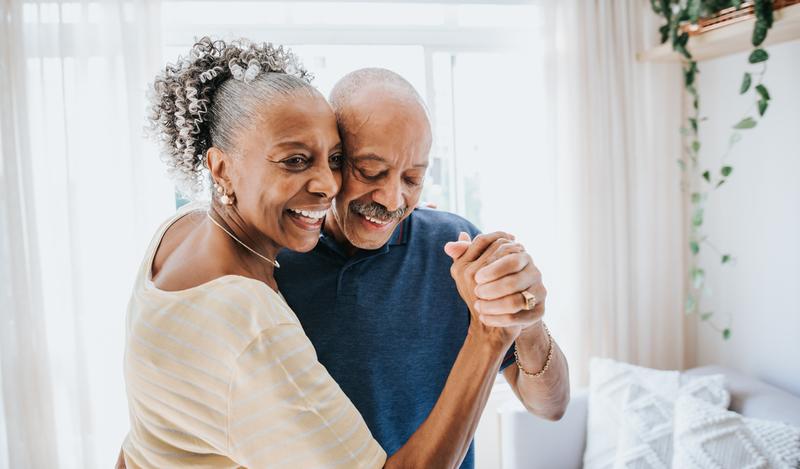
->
[330, 87, 432, 250]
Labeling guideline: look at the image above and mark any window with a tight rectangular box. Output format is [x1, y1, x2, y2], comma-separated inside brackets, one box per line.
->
[161, 1, 542, 231]
[11, 3, 546, 468]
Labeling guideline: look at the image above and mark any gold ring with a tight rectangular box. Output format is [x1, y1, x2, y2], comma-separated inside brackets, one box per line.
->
[521, 291, 537, 311]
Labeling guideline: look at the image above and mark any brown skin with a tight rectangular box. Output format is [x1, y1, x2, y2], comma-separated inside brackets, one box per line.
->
[152, 91, 342, 292]
[388, 233, 521, 468]
[330, 84, 570, 424]
[447, 236, 570, 420]
[325, 86, 431, 254]
[122, 235, 517, 469]
[120, 88, 532, 468]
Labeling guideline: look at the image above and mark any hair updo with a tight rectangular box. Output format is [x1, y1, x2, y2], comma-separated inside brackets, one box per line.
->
[147, 37, 315, 198]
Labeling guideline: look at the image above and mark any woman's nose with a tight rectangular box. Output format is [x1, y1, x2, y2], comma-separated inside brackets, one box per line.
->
[307, 164, 339, 199]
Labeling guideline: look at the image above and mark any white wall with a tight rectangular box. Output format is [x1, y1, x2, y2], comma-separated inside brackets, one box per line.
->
[693, 39, 800, 396]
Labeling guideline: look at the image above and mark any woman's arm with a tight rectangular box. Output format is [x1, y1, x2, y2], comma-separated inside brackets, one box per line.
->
[118, 329, 509, 469]
[385, 233, 520, 469]
[385, 327, 511, 469]
[117, 233, 523, 469]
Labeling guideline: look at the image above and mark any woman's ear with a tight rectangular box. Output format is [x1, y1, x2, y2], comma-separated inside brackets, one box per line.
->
[206, 147, 233, 192]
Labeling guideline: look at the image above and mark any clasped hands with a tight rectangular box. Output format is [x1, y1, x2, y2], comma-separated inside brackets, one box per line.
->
[445, 231, 546, 346]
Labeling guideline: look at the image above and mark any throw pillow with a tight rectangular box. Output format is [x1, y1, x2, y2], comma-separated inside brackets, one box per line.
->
[672, 394, 800, 469]
[583, 358, 681, 469]
[613, 374, 729, 469]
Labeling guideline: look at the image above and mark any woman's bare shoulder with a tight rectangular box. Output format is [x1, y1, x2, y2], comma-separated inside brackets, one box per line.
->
[151, 211, 241, 292]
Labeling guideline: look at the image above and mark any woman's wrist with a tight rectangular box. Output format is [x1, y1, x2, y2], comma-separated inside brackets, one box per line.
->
[466, 320, 518, 353]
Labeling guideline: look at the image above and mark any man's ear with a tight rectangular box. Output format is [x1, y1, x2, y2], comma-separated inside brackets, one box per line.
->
[206, 147, 234, 192]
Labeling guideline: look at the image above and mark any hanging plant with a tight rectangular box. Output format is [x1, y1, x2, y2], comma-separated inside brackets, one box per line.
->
[649, 0, 777, 340]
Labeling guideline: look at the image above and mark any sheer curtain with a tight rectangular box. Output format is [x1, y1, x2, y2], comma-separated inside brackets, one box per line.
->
[0, 1, 173, 467]
[474, 3, 687, 465]
[540, 0, 688, 383]
[1, 0, 689, 467]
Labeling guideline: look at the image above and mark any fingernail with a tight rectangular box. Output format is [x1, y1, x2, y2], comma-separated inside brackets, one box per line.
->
[473, 301, 481, 313]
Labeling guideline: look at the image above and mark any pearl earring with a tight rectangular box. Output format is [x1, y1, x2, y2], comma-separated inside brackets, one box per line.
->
[213, 182, 234, 205]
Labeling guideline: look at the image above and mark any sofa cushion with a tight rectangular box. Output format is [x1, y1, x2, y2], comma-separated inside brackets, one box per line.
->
[686, 366, 800, 427]
[498, 389, 588, 469]
[672, 394, 800, 469]
[498, 364, 800, 469]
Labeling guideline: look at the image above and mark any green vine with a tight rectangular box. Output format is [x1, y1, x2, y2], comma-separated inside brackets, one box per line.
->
[650, 0, 775, 340]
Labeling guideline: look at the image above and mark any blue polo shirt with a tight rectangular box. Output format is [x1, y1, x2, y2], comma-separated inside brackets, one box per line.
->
[275, 208, 514, 469]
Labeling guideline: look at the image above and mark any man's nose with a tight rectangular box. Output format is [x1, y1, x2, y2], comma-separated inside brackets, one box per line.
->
[307, 165, 339, 199]
[372, 177, 405, 212]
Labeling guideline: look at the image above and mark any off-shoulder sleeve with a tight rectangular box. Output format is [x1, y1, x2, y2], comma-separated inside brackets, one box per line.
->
[227, 323, 386, 468]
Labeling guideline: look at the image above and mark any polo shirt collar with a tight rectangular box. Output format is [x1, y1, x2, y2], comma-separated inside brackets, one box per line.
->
[388, 215, 410, 246]
[318, 214, 411, 260]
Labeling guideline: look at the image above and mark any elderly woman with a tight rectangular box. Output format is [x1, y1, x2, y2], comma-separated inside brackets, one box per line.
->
[121, 38, 517, 468]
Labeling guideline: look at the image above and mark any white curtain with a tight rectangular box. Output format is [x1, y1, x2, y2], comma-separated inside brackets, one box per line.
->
[1, 0, 689, 467]
[539, 0, 689, 384]
[0, 1, 173, 467]
[474, 3, 688, 465]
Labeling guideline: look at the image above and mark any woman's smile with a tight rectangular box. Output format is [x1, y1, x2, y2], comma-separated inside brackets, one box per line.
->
[286, 206, 329, 231]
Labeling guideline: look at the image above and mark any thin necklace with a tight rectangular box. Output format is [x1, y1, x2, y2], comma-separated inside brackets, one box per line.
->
[206, 212, 280, 268]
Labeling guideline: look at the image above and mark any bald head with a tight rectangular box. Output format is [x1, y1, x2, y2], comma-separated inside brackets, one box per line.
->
[329, 67, 429, 124]
[325, 68, 433, 252]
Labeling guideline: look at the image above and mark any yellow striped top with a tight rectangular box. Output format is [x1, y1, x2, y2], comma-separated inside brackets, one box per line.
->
[122, 204, 387, 468]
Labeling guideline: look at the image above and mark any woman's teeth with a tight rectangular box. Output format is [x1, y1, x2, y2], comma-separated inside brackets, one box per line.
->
[363, 214, 390, 225]
[288, 208, 326, 220]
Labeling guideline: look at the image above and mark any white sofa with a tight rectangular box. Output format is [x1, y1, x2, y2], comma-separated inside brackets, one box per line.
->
[497, 366, 800, 469]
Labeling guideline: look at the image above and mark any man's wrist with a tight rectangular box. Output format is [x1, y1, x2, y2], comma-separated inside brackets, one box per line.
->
[514, 321, 552, 377]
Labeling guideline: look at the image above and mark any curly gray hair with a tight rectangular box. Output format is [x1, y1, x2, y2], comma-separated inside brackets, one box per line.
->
[147, 37, 315, 198]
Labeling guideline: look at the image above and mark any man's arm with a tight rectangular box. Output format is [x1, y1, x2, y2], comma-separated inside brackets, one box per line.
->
[454, 236, 570, 420]
[386, 233, 521, 468]
[503, 324, 570, 420]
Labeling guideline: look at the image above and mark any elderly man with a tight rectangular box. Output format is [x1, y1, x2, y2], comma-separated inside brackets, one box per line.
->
[116, 68, 568, 469]
[275, 68, 569, 468]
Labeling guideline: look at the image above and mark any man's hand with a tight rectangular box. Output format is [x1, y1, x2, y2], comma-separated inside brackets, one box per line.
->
[447, 230, 568, 420]
[446, 232, 524, 346]
[445, 232, 546, 332]
[474, 240, 545, 331]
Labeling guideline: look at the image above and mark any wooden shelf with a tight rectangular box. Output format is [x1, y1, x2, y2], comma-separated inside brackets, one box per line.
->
[638, 3, 800, 62]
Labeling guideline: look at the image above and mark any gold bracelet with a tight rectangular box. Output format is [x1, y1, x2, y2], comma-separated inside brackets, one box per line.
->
[514, 322, 553, 378]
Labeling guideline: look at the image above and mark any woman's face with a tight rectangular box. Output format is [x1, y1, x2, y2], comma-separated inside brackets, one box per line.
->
[222, 91, 342, 253]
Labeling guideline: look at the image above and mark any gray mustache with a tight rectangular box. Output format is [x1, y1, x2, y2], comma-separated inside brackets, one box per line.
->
[350, 200, 406, 221]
